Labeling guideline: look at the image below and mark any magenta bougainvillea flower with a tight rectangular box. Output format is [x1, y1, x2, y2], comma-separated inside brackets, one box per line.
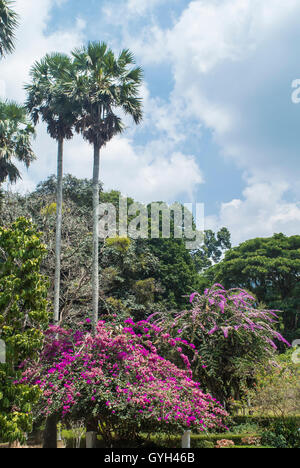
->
[20, 319, 228, 436]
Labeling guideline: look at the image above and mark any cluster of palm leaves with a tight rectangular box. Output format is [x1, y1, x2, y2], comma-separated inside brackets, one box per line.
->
[0, 100, 35, 183]
[0, 1, 32, 186]
[25, 43, 143, 327]
[0, 0, 18, 57]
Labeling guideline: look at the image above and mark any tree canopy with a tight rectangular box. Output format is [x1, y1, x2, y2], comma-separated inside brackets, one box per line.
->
[0, 176, 231, 317]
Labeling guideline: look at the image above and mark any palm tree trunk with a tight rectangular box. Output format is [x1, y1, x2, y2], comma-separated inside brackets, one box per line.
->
[54, 137, 64, 324]
[92, 144, 100, 331]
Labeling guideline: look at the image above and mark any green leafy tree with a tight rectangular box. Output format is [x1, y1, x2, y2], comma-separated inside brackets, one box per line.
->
[25, 53, 79, 326]
[35, 174, 97, 211]
[0, 218, 49, 443]
[0, 100, 35, 184]
[149, 238, 199, 309]
[70, 42, 143, 330]
[0, 0, 18, 58]
[0, 177, 232, 318]
[192, 228, 231, 272]
[209, 234, 300, 343]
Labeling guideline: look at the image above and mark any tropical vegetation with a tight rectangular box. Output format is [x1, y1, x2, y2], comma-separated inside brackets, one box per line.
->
[0, 0, 299, 450]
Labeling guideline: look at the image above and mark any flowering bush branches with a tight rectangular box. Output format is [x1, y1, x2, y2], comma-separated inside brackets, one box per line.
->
[187, 284, 290, 350]
[20, 318, 228, 443]
[152, 284, 290, 405]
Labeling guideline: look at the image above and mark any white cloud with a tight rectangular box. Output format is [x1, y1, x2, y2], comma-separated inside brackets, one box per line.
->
[5, 0, 204, 204]
[13, 127, 204, 203]
[123, 0, 300, 240]
[206, 180, 300, 245]
[126, 0, 162, 15]
[101, 137, 204, 202]
[103, 0, 166, 22]
[0, 0, 85, 102]
[159, 0, 300, 176]
[63, 135, 204, 203]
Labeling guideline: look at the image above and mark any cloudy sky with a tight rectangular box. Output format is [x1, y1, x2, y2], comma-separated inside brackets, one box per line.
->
[1, 0, 300, 244]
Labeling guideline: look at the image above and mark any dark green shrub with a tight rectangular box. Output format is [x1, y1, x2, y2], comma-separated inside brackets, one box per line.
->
[231, 423, 261, 435]
[194, 440, 215, 449]
[261, 432, 287, 449]
[232, 416, 300, 428]
[261, 418, 300, 449]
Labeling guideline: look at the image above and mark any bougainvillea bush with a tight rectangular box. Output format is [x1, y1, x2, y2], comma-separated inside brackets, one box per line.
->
[153, 284, 290, 406]
[20, 319, 228, 444]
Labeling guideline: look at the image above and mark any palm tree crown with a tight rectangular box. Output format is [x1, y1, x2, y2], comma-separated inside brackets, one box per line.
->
[25, 53, 78, 141]
[0, 0, 19, 57]
[0, 100, 35, 184]
[71, 41, 143, 147]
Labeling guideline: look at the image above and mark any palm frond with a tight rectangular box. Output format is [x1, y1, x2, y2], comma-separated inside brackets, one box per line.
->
[25, 53, 79, 140]
[0, 0, 19, 57]
[0, 99, 35, 184]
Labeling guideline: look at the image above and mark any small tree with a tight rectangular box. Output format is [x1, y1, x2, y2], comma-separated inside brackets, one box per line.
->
[251, 350, 300, 417]
[156, 284, 290, 406]
[0, 218, 49, 443]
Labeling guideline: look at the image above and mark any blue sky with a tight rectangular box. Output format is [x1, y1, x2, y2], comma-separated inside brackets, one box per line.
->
[1, 0, 300, 244]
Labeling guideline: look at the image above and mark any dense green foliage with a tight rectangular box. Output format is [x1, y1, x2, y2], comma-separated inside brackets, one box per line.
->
[0, 176, 230, 319]
[0, 218, 49, 443]
[261, 418, 300, 448]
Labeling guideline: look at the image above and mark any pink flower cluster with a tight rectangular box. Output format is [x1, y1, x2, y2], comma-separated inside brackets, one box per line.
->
[20, 319, 228, 432]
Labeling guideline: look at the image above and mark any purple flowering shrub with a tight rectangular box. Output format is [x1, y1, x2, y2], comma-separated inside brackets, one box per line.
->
[153, 284, 290, 405]
[187, 284, 290, 349]
[20, 318, 228, 443]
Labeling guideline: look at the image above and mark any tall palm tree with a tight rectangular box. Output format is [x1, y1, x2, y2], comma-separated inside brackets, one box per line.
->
[0, 0, 19, 57]
[70, 42, 143, 330]
[0, 99, 35, 184]
[25, 53, 78, 325]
